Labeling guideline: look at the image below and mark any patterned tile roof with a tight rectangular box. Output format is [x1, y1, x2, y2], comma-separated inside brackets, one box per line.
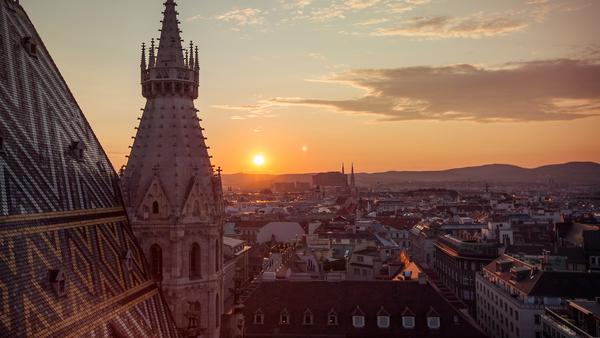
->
[0, 1, 178, 336]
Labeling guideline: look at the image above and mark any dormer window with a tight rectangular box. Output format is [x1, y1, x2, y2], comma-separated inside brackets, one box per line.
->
[377, 315, 390, 328]
[427, 316, 440, 329]
[402, 307, 415, 328]
[352, 306, 365, 328]
[427, 307, 441, 329]
[280, 309, 289, 325]
[328, 310, 338, 326]
[403, 316, 415, 328]
[303, 309, 314, 325]
[48, 269, 66, 297]
[253, 309, 264, 325]
[377, 306, 390, 328]
[352, 315, 365, 328]
[68, 141, 85, 161]
[123, 249, 134, 272]
[21, 36, 38, 57]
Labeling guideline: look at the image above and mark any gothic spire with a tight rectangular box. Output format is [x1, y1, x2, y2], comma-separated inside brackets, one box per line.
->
[188, 41, 194, 69]
[156, 0, 184, 68]
[149, 38, 156, 68]
[140, 43, 146, 69]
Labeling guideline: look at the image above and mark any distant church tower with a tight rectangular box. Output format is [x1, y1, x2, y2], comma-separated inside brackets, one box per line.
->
[121, 1, 224, 337]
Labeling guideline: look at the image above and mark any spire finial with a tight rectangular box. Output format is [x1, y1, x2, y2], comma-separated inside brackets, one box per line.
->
[156, 0, 185, 67]
[141, 43, 146, 69]
[194, 46, 199, 70]
[188, 41, 194, 69]
[149, 38, 156, 68]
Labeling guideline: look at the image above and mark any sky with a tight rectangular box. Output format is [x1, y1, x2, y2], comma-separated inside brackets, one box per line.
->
[22, 0, 600, 174]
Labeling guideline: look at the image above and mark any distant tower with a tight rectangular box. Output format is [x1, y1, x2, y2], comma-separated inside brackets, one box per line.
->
[350, 163, 356, 190]
[121, 1, 224, 337]
[341, 163, 345, 174]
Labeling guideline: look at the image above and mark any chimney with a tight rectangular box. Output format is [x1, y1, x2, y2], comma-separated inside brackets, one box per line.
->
[418, 272, 426, 285]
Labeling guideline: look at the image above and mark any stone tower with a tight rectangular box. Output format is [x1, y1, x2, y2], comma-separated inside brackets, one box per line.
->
[121, 1, 224, 337]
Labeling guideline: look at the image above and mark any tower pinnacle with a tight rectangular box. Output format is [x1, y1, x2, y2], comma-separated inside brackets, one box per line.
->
[156, 0, 184, 67]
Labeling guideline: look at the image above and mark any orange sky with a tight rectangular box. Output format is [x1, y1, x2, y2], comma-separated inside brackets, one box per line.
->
[23, 0, 600, 174]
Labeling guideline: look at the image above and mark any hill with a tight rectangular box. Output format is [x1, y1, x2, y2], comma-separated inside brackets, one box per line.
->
[221, 162, 600, 190]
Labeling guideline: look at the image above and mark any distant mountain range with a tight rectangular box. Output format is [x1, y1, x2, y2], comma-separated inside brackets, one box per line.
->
[221, 162, 600, 190]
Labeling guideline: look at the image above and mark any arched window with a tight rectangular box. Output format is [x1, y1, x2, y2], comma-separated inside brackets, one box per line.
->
[215, 239, 220, 272]
[190, 243, 201, 279]
[150, 244, 162, 281]
[152, 201, 159, 214]
[303, 309, 314, 325]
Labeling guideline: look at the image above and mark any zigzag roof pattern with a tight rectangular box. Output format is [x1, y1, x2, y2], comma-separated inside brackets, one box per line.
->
[0, 0, 178, 336]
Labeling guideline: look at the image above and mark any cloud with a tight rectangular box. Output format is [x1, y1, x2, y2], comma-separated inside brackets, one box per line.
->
[356, 18, 389, 26]
[346, 0, 381, 10]
[308, 52, 326, 60]
[372, 13, 527, 38]
[213, 102, 278, 120]
[268, 58, 600, 122]
[387, 0, 431, 13]
[216, 8, 264, 26]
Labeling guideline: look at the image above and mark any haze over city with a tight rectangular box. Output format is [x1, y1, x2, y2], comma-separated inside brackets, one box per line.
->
[22, 0, 600, 174]
[3, 1, 600, 338]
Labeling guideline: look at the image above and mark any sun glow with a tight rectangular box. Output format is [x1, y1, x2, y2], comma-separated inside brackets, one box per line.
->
[252, 154, 266, 167]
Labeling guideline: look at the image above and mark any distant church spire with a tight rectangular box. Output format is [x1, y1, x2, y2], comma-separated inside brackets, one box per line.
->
[342, 163, 345, 174]
[350, 163, 356, 189]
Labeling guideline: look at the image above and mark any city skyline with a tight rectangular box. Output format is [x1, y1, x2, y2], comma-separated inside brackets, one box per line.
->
[22, 0, 600, 174]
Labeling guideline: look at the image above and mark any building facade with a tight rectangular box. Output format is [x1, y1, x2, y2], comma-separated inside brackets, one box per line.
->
[241, 280, 487, 338]
[120, 1, 224, 337]
[476, 254, 600, 338]
[433, 235, 499, 314]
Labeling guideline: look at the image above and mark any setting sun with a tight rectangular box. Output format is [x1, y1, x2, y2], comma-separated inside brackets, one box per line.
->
[252, 154, 266, 167]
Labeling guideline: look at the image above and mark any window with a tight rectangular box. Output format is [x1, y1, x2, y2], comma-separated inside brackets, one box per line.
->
[303, 309, 314, 325]
[534, 314, 540, 325]
[352, 316, 365, 328]
[254, 310, 264, 324]
[68, 141, 85, 161]
[403, 316, 415, 328]
[280, 309, 289, 325]
[48, 269, 66, 297]
[357, 255, 364, 262]
[190, 243, 201, 278]
[428, 317, 440, 329]
[150, 244, 162, 281]
[123, 249, 134, 272]
[377, 315, 390, 328]
[328, 310, 338, 325]
[152, 201, 159, 214]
